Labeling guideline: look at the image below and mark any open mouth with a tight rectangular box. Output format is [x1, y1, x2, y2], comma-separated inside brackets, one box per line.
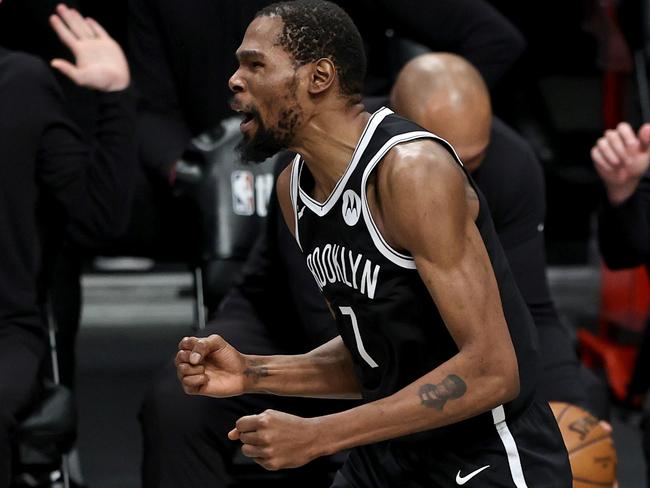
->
[230, 97, 260, 136]
[239, 111, 257, 135]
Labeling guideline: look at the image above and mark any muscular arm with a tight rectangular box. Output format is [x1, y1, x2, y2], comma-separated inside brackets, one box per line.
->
[243, 336, 361, 399]
[308, 141, 520, 455]
[178, 332, 361, 399]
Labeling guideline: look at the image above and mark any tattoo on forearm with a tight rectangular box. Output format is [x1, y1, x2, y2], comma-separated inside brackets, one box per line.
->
[244, 362, 269, 383]
[419, 374, 467, 411]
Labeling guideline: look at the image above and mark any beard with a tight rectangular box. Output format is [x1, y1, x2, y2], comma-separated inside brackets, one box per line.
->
[236, 92, 303, 164]
[236, 107, 289, 163]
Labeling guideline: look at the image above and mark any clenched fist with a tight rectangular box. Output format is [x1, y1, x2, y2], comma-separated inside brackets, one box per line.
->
[228, 409, 324, 470]
[176, 335, 249, 397]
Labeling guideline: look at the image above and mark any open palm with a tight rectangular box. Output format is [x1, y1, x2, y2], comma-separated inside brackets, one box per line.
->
[49, 4, 129, 91]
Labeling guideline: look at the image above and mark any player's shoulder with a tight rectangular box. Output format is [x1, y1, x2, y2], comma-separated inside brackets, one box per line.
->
[378, 137, 462, 193]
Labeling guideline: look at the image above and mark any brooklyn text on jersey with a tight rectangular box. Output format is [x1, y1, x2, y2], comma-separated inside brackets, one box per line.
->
[305, 244, 381, 298]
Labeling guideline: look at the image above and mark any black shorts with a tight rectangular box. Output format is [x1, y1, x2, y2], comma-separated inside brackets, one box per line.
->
[330, 401, 571, 487]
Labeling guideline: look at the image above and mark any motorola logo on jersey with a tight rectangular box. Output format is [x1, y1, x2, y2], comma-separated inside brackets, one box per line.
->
[342, 189, 361, 226]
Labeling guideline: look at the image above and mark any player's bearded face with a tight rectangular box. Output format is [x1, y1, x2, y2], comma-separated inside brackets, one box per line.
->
[236, 75, 303, 163]
[236, 102, 300, 163]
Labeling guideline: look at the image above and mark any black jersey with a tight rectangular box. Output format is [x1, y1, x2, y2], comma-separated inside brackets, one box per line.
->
[289, 107, 539, 442]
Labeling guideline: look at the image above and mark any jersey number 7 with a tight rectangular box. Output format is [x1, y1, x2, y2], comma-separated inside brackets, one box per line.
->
[339, 306, 379, 368]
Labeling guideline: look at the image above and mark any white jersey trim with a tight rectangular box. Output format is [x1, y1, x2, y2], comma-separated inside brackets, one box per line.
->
[360, 130, 437, 269]
[298, 107, 393, 217]
[340, 306, 379, 368]
[491, 405, 529, 488]
[289, 154, 303, 251]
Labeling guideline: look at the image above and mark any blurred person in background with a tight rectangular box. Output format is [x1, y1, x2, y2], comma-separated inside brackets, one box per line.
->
[0, 3, 135, 486]
[591, 121, 650, 484]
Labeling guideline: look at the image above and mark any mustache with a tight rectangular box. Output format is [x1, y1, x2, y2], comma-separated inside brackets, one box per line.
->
[229, 97, 260, 119]
[229, 96, 242, 112]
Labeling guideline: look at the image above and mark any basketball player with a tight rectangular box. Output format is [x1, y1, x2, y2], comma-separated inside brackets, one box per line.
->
[176, 1, 572, 486]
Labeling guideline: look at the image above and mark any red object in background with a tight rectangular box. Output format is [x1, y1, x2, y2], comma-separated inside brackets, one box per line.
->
[579, 265, 650, 404]
[599, 265, 650, 334]
[578, 0, 645, 405]
[603, 70, 624, 129]
[598, 0, 633, 130]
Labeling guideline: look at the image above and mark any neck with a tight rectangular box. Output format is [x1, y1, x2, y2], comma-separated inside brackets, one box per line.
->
[289, 101, 369, 198]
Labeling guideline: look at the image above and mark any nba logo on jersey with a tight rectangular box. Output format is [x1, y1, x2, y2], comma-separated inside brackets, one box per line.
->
[231, 170, 255, 216]
[342, 189, 361, 226]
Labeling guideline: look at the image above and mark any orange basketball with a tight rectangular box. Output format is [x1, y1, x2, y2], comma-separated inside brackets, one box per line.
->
[549, 402, 617, 488]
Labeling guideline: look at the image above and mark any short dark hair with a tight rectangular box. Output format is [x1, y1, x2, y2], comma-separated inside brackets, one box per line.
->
[256, 0, 366, 100]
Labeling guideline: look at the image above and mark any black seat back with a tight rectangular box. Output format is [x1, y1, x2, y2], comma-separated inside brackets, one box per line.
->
[191, 117, 277, 310]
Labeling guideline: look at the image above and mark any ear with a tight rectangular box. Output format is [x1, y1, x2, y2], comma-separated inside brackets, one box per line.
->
[308, 58, 336, 95]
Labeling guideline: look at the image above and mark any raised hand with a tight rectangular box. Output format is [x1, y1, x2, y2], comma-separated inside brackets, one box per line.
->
[49, 3, 129, 91]
[176, 334, 249, 397]
[591, 122, 650, 205]
[228, 409, 322, 470]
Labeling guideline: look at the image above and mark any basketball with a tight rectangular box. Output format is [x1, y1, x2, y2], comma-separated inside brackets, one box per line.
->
[549, 402, 617, 487]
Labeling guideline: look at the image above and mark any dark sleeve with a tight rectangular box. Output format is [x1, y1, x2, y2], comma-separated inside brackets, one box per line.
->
[379, 0, 526, 87]
[501, 203, 594, 407]
[598, 173, 650, 269]
[128, 0, 192, 176]
[488, 145, 582, 382]
[494, 158, 560, 330]
[502, 233, 560, 330]
[478, 121, 562, 330]
[32, 58, 137, 248]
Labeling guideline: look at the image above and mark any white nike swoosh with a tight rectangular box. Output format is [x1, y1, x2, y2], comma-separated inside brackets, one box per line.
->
[455, 465, 490, 485]
[298, 207, 305, 219]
